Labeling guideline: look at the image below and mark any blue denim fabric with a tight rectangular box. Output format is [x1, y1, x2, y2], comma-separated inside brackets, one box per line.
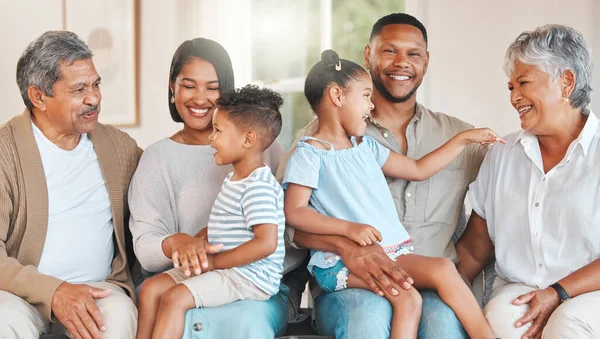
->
[314, 288, 467, 339]
[180, 283, 289, 339]
[312, 261, 347, 293]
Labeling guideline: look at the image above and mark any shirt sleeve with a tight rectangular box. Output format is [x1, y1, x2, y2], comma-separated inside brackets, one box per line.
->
[362, 136, 391, 167]
[127, 148, 178, 273]
[241, 183, 279, 227]
[468, 144, 498, 241]
[281, 145, 321, 190]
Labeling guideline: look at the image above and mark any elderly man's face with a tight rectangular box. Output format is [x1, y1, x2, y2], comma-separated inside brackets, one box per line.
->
[44, 58, 102, 135]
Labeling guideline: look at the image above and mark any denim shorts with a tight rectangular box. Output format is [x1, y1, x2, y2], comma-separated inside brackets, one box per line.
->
[313, 260, 349, 293]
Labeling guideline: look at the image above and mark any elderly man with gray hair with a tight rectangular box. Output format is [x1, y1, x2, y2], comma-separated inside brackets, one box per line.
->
[457, 24, 600, 339]
[0, 31, 140, 338]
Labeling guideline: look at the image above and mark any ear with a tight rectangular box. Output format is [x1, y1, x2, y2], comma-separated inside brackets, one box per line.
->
[169, 77, 175, 96]
[27, 86, 47, 112]
[363, 44, 371, 70]
[327, 85, 344, 108]
[561, 69, 576, 98]
[243, 130, 258, 149]
[423, 51, 430, 76]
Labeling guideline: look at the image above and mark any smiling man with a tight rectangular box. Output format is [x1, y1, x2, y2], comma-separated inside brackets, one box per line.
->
[278, 13, 489, 339]
[0, 31, 141, 338]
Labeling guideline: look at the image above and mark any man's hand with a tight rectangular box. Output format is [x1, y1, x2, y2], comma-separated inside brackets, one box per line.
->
[344, 223, 382, 246]
[340, 242, 413, 296]
[172, 237, 223, 277]
[51, 283, 112, 339]
[512, 287, 561, 339]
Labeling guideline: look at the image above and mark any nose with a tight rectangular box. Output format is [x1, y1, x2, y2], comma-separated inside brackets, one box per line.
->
[83, 88, 101, 107]
[510, 87, 522, 107]
[192, 88, 209, 106]
[393, 53, 410, 68]
[369, 101, 375, 111]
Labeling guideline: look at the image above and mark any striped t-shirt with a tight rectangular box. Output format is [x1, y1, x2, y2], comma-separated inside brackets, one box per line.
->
[208, 166, 285, 295]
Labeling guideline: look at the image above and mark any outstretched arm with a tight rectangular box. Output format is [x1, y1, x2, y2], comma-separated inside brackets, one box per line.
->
[382, 128, 504, 181]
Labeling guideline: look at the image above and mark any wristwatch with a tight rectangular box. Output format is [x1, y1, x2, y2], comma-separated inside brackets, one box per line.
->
[549, 282, 571, 303]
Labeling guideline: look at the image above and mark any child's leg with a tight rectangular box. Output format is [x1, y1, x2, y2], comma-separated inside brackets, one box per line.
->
[395, 254, 494, 339]
[347, 274, 422, 339]
[136, 273, 177, 339]
[152, 269, 270, 339]
[151, 284, 196, 339]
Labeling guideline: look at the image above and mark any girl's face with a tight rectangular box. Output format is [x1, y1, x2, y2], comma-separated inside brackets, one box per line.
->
[339, 72, 374, 136]
[170, 57, 220, 132]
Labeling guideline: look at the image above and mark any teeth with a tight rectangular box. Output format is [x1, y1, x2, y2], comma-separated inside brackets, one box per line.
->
[190, 107, 209, 114]
[518, 105, 533, 115]
[390, 75, 410, 81]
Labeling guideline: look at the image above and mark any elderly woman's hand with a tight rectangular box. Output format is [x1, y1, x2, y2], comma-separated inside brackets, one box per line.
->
[512, 287, 561, 339]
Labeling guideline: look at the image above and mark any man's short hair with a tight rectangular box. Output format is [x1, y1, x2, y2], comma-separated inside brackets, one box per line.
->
[216, 85, 283, 149]
[16, 31, 93, 110]
[370, 13, 428, 47]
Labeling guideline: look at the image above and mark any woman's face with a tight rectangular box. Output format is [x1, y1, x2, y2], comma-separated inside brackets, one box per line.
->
[508, 62, 564, 134]
[170, 57, 220, 132]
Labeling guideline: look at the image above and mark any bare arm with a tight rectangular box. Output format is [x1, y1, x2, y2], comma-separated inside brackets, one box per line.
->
[285, 183, 381, 246]
[557, 259, 600, 297]
[210, 224, 278, 270]
[456, 211, 495, 283]
[382, 128, 504, 181]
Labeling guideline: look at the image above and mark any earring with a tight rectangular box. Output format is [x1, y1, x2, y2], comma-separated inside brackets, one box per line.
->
[170, 96, 175, 103]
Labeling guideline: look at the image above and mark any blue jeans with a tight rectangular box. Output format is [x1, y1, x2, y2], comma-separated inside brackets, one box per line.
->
[314, 288, 467, 339]
[181, 283, 288, 338]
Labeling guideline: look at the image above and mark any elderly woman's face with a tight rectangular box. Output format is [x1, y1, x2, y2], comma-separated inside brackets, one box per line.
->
[508, 62, 564, 133]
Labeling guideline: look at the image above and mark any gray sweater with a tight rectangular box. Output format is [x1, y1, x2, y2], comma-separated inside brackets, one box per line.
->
[128, 138, 283, 273]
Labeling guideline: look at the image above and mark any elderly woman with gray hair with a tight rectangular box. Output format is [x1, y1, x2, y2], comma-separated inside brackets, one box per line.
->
[456, 24, 600, 339]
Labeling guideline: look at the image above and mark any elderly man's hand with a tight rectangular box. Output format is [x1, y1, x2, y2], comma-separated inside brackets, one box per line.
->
[340, 242, 413, 296]
[513, 287, 561, 339]
[51, 282, 111, 339]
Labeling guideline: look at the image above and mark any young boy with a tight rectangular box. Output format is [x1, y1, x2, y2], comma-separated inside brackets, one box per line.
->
[137, 85, 285, 339]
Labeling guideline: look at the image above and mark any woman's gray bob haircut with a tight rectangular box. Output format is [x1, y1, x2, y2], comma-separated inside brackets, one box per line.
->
[504, 24, 592, 116]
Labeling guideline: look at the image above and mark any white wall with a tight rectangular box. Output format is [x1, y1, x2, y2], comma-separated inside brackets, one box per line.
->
[408, 0, 600, 137]
[2, 1, 599, 147]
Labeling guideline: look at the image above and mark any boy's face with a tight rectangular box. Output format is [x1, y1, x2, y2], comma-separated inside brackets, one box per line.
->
[209, 108, 246, 166]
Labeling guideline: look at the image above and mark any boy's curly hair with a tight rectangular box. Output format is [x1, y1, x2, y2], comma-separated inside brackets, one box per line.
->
[217, 85, 283, 149]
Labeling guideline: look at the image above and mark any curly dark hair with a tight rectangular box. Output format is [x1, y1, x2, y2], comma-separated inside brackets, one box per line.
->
[216, 85, 283, 149]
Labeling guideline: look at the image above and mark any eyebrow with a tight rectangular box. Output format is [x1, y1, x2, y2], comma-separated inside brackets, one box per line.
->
[181, 78, 219, 84]
[70, 76, 101, 89]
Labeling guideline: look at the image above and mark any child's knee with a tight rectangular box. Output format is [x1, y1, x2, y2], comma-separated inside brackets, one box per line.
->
[138, 276, 163, 302]
[159, 284, 191, 310]
[432, 258, 458, 282]
[390, 287, 422, 310]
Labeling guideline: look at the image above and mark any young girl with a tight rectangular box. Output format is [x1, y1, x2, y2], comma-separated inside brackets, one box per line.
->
[283, 50, 502, 339]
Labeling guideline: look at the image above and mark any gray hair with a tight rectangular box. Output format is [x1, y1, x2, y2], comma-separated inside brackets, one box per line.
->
[503, 24, 592, 116]
[16, 31, 93, 110]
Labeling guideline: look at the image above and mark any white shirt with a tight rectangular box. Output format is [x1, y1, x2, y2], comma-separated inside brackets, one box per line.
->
[470, 112, 600, 289]
[33, 123, 114, 283]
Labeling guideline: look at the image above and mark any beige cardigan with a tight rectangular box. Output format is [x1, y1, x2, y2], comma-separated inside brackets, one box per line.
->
[0, 110, 141, 321]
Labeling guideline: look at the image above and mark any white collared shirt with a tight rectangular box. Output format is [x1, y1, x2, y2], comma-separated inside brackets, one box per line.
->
[470, 112, 600, 288]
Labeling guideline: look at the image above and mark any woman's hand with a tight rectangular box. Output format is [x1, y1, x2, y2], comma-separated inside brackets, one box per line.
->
[459, 128, 506, 145]
[344, 222, 382, 246]
[171, 237, 223, 277]
[512, 287, 561, 339]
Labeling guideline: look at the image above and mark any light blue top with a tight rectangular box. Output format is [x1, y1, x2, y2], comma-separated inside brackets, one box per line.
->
[208, 166, 285, 296]
[282, 136, 412, 273]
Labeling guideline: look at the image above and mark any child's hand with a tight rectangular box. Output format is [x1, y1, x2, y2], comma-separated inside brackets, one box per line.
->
[460, 128, 506, 145]
[345, 223, 383, 246]
[172, 238, 223, 277]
